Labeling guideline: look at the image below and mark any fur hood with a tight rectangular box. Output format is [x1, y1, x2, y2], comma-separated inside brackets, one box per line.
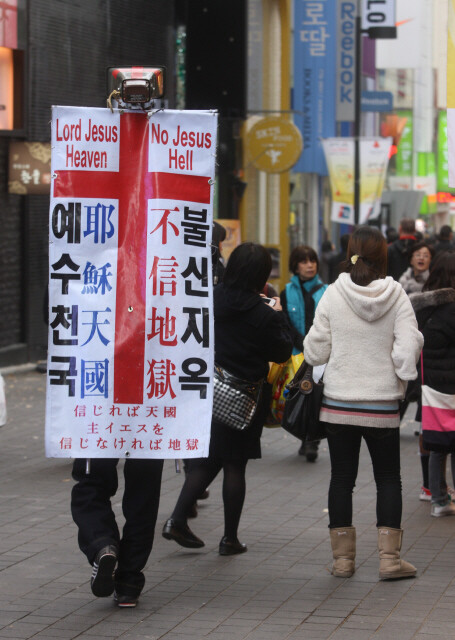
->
[333, 273, 403, 322]
[409, 288, 455, 313]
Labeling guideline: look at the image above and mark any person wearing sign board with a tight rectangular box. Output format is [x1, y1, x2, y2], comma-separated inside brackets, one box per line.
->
[71, 457, 163, 607]
[162, 243, 293, 555]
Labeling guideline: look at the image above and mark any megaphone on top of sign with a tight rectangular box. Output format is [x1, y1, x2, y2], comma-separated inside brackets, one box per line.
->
[106, 66, 166, 111]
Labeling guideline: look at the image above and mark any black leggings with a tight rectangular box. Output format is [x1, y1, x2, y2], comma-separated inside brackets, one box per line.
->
[326, 424, 402, 529]
[172, 457, 248, 540]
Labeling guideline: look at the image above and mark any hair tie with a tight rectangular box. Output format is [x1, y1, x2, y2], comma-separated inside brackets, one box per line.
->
[351, 254, 361, 265]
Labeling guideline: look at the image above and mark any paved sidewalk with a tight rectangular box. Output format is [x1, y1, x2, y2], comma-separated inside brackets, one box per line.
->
[1, 370, 455, 639]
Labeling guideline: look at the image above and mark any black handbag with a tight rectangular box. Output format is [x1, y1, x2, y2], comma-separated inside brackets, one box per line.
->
[281, 360, 326, 441]
[213, 364, 263, 431]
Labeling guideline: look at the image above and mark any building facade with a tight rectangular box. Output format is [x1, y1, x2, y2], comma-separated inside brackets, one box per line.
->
[0, 0, 176, 366]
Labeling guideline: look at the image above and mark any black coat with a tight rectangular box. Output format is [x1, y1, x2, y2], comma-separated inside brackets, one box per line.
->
[210, 284, 293, 460]
[387, 237, 416, 281]
[434, 240, 454, 255]
[410, 288, 455, 451]
[412, 288, 455, 393]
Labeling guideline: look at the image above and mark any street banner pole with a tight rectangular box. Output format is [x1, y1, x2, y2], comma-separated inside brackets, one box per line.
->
[354, 1, 362, 225]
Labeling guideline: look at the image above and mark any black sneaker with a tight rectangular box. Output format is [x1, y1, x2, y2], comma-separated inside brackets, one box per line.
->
[91, 545, 118, 597]
[114, 591, 138, 608]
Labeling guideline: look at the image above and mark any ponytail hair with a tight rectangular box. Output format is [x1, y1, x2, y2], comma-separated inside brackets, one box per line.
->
[341, 226, 387, 286]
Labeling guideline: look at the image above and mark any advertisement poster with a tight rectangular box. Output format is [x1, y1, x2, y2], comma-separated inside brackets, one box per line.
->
[323, 137, 391, 224]
[359, 137, 392, 222]
[45, 106, 218, 459]
[322, 138, 355, 224]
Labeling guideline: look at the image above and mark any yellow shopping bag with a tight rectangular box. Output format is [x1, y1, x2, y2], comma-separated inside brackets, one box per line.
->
[266, 353, 304, 425]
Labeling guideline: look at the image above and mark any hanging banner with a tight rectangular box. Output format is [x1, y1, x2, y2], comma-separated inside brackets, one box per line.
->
[376, 0, 425, 69]
[293, 0, 336, 175]
[390, 109, 413, 190]
[322, 138, 355, 224]
[323, 137, 391, 224]
[448, 0, 455, 187]
[45, 106, 218, 459]
[359, 137, 392, 222]
[415, 151, 437, 214]
[437, 110, 455, 194]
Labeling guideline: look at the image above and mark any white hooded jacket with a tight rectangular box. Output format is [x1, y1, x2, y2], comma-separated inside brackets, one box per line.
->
[303, 272, 423, 401]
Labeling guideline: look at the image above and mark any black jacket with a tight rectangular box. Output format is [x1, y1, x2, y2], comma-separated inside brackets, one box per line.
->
[211, 283, 293, 460]
[387, 237, 416, 281]
[411, 288, 455, 394]
[434, 240, 454, 255]
[214, 284, 292, 381]
[410, 288, 455, 451]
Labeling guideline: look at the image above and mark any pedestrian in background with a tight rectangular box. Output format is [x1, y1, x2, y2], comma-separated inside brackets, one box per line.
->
[280, 245, 327, 461]
[304, 226, 423, 580]
[328, 233, 350, 284]
[410, 251, 455, 517]
[399, 241, 434, 294]
[434, 224, 454, 255]
[162, 243, 292, 555]
[319, 240, 337, 284]
[387, 218, 417, 281]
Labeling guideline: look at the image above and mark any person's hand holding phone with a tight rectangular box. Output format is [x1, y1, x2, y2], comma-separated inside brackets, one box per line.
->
[260, 295, 282, 311]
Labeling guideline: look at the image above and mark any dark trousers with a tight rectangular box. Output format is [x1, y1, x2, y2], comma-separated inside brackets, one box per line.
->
[326, 424, 402, 529]
[71, 457, 163, 597]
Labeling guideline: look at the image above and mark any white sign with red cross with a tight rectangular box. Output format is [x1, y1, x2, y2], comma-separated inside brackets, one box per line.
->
[45, 106, 218, 459]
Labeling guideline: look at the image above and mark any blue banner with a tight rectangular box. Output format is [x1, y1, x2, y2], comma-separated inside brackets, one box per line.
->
[292, 0, 336, 175]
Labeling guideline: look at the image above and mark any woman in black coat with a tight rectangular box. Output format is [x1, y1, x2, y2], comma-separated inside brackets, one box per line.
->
[163, 243, 293, 554]
[410, 251, 455, 517]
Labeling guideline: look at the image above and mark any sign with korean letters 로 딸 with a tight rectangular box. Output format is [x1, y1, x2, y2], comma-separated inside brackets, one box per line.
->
[45, 106, 218, 459]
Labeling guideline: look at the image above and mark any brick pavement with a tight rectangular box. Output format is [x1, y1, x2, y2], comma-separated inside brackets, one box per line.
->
[0, 369, 455, 639]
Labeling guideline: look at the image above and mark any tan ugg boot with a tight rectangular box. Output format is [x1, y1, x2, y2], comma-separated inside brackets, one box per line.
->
[330, 526, 356, 577]
[377, 527, 417, 580]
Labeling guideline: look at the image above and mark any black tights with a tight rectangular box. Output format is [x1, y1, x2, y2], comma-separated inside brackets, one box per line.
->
[172, 457, 248, 540]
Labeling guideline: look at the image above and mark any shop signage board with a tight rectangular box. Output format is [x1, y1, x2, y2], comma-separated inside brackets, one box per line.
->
[361, 90, 393, 112]
[336, 0, 356, 122]
[361, 0, 396, 32]
[245, 117, 302, 173]
[45, 106, 217, 459]
[8, 141, 51, 194]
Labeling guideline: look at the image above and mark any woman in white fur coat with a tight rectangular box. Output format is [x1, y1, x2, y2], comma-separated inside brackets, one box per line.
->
[304, 226, 423, 581]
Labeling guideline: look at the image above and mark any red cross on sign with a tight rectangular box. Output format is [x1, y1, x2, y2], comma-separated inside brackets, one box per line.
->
[53, 112, 211, 404]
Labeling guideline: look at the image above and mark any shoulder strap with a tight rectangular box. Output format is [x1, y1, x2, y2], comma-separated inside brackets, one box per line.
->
[309, 282, 324, 296]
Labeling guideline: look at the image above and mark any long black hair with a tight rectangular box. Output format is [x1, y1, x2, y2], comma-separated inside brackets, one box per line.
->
[223, 242, 272, 292]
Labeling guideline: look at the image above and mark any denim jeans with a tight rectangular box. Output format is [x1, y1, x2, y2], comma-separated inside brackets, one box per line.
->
[326, 423, 402, 529]
[429, 451, 455, 503]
